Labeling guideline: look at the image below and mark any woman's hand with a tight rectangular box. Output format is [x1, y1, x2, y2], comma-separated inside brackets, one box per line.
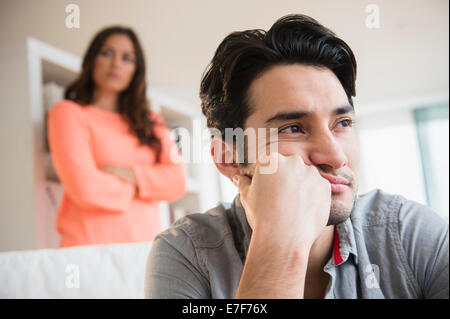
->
[100, 165, 138, 195]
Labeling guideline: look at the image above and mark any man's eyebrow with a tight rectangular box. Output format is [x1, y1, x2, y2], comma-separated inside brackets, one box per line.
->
[264, 111, 312, 126]
[333, 105, 355, 115]
[264, 105, 355, 126]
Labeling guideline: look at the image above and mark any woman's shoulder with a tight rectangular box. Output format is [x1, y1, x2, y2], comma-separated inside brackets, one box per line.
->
[49, 99, 85, 115]
[48, 100, 89, 125]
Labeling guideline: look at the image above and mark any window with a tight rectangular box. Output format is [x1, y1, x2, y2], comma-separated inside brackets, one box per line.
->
[414, 103, 449, 222]
[358, 108, 427, 206]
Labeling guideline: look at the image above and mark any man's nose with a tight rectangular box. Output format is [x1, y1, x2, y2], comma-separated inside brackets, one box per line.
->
[307, 130, 347, 169]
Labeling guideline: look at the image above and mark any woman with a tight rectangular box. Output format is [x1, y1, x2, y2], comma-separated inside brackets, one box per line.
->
[47, 26, 187, 247]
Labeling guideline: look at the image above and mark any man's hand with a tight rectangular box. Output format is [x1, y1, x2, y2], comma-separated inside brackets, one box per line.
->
[236, 152, 331, 248]
[233, 152, 331, 298]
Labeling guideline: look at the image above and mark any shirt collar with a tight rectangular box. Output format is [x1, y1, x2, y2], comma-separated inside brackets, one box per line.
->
[334, 216, 358, 266]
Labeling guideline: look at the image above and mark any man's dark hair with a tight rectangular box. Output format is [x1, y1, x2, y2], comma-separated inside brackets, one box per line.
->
[200, 14, 357, 138]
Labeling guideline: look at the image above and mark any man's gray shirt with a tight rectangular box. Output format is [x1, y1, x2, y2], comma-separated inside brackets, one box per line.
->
[145, 189, 449, 298]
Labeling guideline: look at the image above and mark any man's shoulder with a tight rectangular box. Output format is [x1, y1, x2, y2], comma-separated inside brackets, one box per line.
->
[351, 189, 449, 256]
[155, 201, 234, 250]
[351, 189, 448, 298]
[351, 188, 442, 226]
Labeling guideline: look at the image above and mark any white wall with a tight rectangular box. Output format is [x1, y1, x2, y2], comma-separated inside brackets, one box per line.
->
[0, 41, 37, 251]
[0, 0, 448, 105]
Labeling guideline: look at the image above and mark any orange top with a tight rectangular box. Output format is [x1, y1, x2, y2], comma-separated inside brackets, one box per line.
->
[47, 100, 187, 247]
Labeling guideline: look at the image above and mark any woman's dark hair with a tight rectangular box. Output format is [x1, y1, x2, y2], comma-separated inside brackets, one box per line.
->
[65, 26, 163, 162]
[200, 14, 357, 138]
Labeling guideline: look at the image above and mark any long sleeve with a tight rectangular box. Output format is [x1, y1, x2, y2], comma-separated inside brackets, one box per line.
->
[132, 112, 187, 202]
[48, 101, 135, 212]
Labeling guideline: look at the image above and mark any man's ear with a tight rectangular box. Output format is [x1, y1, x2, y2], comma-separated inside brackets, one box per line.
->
[210, 136, 239, 180]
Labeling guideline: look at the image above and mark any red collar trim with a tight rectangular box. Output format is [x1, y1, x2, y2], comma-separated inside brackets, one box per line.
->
[333, 228, 343, 265]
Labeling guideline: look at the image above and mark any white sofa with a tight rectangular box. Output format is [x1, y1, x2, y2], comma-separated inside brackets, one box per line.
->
[0, 241, 152, 298]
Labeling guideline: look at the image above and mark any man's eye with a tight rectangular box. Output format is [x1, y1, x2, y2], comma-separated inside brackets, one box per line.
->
[337, 119, 354, 128]
[279, 125, 303, 134]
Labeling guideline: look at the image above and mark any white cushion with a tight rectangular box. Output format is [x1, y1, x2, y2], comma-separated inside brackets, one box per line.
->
[0, 241, 152, 298]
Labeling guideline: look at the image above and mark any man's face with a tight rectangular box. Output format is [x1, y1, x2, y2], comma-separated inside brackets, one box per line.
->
[240, 64, 360, 225]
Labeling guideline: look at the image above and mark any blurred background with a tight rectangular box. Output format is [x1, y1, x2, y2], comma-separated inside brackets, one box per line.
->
[0, 0, 448, 252]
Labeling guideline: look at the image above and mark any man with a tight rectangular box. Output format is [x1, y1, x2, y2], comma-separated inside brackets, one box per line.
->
[145, 14, 449, 298]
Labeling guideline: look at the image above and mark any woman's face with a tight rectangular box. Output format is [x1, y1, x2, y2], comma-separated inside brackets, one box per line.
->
[92, 33, 137, 93]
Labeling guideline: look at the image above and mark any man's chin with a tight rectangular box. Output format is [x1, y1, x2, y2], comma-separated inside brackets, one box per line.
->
[327, 189, 357, 226]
